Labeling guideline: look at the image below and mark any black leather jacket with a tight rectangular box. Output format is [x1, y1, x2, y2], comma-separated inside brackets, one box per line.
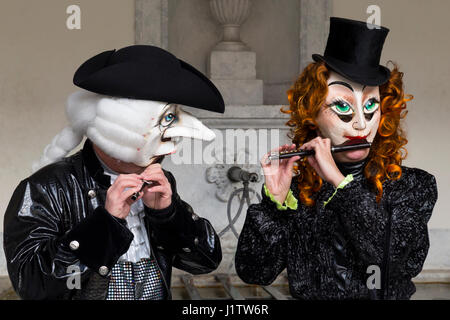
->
[236, 161, 437, 300]
[3, 140, 222, 300]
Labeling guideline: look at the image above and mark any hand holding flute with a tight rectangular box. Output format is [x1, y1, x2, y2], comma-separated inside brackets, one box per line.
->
[105, 174, 148, 220]
[261, 144, 301, 204]
[104, 164, 172, 220]
[130, 180, 158, 201]
[262, 137, 370, 203]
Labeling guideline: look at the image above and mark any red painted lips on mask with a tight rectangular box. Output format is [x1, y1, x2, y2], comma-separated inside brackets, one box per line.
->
[340, 135, 369, 146]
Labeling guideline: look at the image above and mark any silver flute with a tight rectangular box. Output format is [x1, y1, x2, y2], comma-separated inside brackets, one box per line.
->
[131, 180, 158, 201]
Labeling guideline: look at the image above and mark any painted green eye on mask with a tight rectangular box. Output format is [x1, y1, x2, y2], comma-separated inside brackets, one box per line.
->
[328, 99, 353, 122]
[364, 98, 380, 112]
[329, 99, 353, 115]
[363, 98, 380, 121]
[336, 104, 350, 113]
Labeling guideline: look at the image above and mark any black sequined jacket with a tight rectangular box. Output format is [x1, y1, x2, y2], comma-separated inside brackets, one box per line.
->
[235, 161, 438, 299]
[3, 140, 222, 300]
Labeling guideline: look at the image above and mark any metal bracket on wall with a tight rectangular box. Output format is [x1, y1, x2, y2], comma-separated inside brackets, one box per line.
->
[206, 148, 261, 202]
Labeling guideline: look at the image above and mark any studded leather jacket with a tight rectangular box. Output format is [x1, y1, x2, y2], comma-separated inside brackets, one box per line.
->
[235, 160, 438, 299]
[3, 140, 222, 300]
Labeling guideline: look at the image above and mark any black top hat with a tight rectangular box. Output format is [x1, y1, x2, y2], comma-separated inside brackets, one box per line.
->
[312, 17, 391, 86]
[73, 45, 225, 113]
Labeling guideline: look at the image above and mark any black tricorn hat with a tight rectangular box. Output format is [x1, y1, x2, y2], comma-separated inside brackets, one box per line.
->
[73, 45, 225, 113]
[313, 17, 390, 86]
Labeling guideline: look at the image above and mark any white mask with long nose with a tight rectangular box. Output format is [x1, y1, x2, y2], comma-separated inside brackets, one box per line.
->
[315, 71, 381, 161]
[32, 90, 215, 171]
[86, 94, 215, 167]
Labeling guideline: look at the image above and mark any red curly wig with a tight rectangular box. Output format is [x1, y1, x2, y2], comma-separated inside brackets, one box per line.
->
[282, 61, 411, 206]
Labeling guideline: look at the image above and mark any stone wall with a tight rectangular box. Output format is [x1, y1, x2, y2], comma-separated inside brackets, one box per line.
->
[137, 0, 331, 105]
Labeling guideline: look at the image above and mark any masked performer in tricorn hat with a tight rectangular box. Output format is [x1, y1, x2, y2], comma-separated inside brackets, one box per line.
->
[4, 45, 224, 300]
[235, 17, 438, 299]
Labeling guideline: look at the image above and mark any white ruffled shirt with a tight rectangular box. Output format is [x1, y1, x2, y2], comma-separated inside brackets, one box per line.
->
[95, 153, 151, 263]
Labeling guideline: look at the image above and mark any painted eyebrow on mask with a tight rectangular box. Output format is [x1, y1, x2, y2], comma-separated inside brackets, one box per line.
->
[328, 81, 354, 92]
[161, 103, 175, 117]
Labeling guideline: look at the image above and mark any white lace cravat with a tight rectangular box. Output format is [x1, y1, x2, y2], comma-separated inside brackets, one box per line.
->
[95, 152, 151, 263]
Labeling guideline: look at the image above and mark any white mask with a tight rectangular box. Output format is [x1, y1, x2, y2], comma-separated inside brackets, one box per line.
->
[32, 90, 215, 171]
[315, 71, 381, 162]
[86, 96, 215, 167]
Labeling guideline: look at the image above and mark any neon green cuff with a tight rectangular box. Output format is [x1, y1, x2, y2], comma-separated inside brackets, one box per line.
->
[264, 184, 298, 211]
[323, 174, 354, 207]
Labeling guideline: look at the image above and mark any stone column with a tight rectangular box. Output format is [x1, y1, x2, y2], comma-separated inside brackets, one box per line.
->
[135, 0, 168, 49]
[208, 0, 263, 105]
[299, 0, 332, 71]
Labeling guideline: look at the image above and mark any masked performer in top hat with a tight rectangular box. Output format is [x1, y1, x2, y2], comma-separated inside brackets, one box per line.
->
[4, 45, 224, 300]
[235, 18, 438, 299]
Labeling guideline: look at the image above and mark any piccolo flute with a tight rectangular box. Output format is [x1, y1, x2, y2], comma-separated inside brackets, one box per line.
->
[267, 141, 371, 161]
[131, 180, 159, 201]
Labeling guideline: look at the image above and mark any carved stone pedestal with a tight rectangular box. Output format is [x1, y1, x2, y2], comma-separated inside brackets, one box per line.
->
[208, 0, 263, 105]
